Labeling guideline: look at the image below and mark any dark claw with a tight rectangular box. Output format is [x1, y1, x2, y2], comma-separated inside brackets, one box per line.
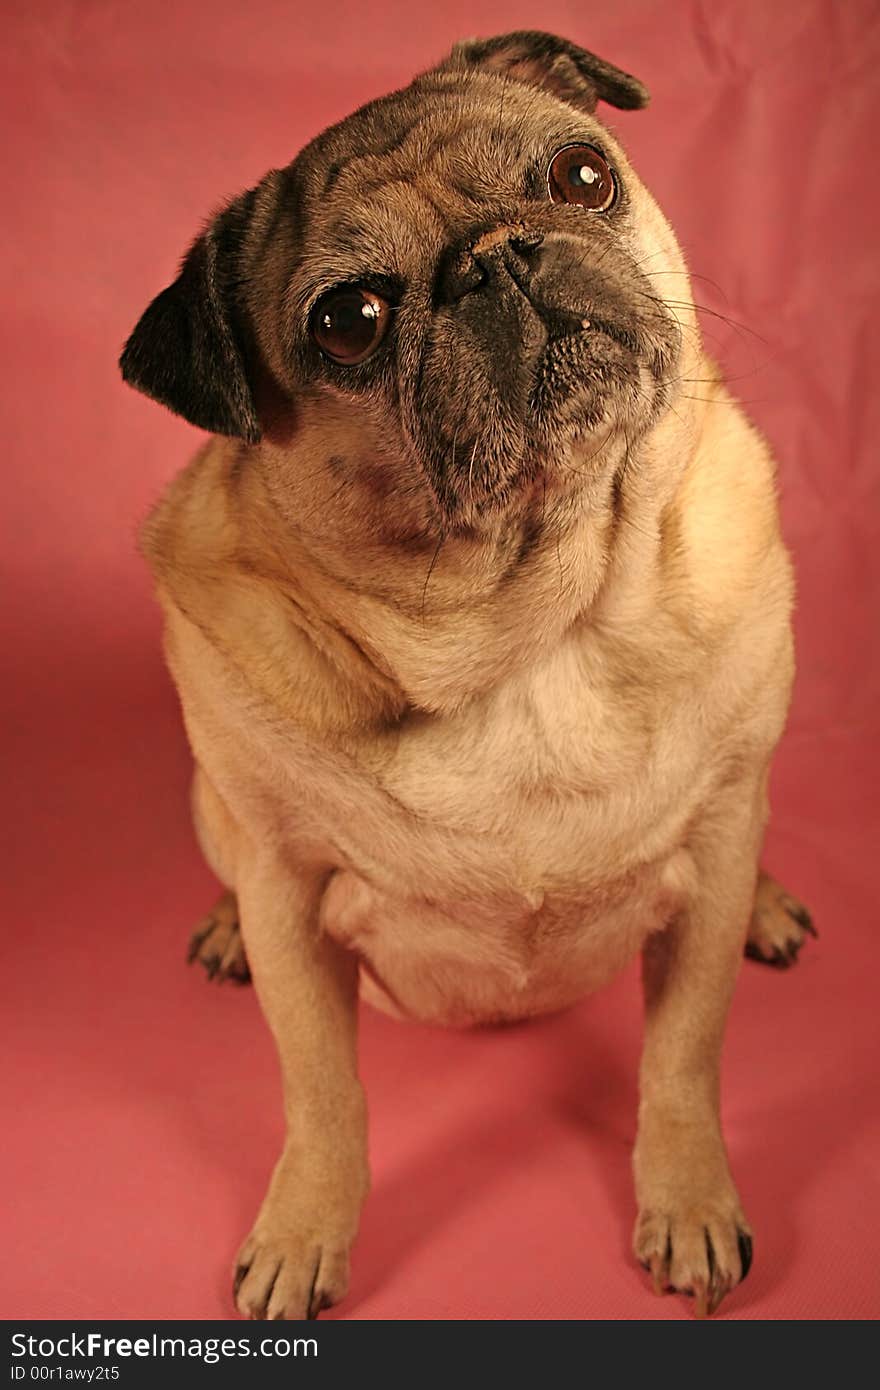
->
[744, 940, 789, 967]
[788, 903, 817, 937]
[307, 1256, 322, 1319]
[704, 1228, 726, 1314]
[308, 1293, 330, 1319]
[737, 1229, 753, 1282]
[233, 1263, 250, 1297]
[262, 1261, 283, 1318]
[205, 957, 220, 980]
[187, 918, 217, 963]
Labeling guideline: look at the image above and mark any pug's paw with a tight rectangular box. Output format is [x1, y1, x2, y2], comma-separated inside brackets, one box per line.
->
[233, 1142, 367, 1320]
[233, 1223, 353, 1320]
[634, 1186, 753, 1318]
[746, 870, 816, 968]
[187, 890, 250, 983]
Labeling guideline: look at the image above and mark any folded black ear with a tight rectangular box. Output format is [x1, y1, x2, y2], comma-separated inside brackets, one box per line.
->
[120, 188, 261, 443]
[441, 30, 649, 113]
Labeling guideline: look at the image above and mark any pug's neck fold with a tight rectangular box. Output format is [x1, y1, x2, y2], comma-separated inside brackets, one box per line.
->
[142, 374, 728, 726]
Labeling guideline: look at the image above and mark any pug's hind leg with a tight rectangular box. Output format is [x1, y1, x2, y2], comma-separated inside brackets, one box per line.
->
[188, 890, 251, 984]
[745, 869, 816, 969]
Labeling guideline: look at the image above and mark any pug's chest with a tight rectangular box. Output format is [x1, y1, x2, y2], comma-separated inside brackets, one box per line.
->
[358, 653, 700, 893]
[317, 664, 703, 1024]
[322, 841, 691, 1026]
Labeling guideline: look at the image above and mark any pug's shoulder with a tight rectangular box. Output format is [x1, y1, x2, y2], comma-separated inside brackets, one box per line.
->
[140, 439, 405, 738]
[657, 364, 794, 651]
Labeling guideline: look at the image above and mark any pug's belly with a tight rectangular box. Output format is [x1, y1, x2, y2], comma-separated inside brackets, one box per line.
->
[320, 853, 693, 1027]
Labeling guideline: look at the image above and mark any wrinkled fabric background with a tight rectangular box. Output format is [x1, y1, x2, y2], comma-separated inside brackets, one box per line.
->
[3, 0, 878, 1320]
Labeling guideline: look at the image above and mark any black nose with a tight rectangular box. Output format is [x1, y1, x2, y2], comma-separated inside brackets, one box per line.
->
[436, 229, 545, 305]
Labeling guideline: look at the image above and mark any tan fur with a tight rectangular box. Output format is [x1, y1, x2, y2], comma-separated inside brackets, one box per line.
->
[147, 374, 793, 1028]
[132, 44, 802, 1319]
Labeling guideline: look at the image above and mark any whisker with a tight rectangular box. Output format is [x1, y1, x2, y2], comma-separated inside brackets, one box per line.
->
[420, 532, 446, 624]
[655, 297, 768, 346]
[467, 438, 478, 504]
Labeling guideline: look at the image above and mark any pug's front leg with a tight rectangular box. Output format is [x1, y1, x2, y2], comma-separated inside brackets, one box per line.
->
[232, 853, 368, 1320]
[633, 786, 764, 1317]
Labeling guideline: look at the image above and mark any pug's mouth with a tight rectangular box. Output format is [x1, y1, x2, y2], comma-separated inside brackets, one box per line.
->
[529, 312, 655, 432]
[475, 234, 675, 433]
[408, 254, 681, 520]
[413, 357, 663, 520]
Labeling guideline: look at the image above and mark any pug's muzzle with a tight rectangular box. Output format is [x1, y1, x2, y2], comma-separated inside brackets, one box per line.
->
[411, 223, 682, 516]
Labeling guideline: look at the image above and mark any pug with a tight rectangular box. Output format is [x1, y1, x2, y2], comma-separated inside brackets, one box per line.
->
[120, 30, 815, 1319]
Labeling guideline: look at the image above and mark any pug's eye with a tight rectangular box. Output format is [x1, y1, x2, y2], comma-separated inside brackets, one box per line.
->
[311, 287, 390, 365]
[547, 144, 616, 211]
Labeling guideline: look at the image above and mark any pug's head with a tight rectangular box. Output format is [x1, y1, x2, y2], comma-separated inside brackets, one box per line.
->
[121, 31, 694, 535]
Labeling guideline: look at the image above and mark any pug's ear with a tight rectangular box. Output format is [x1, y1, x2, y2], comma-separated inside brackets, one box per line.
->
[440, 29, 649, 114]
[120, 187, 262, 443]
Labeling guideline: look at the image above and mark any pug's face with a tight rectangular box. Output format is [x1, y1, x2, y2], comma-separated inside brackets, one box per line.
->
[122, 32, 693, 532]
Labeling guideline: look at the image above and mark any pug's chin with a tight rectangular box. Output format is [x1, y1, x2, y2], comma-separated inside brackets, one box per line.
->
[421, 364, 657, 525]
[530, 408, 619, 470]
[530, 333, 647, 434]
[430, 418, 619, 530]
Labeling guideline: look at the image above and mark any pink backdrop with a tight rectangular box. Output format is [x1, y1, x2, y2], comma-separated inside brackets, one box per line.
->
[3, 0, 879, 1319]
